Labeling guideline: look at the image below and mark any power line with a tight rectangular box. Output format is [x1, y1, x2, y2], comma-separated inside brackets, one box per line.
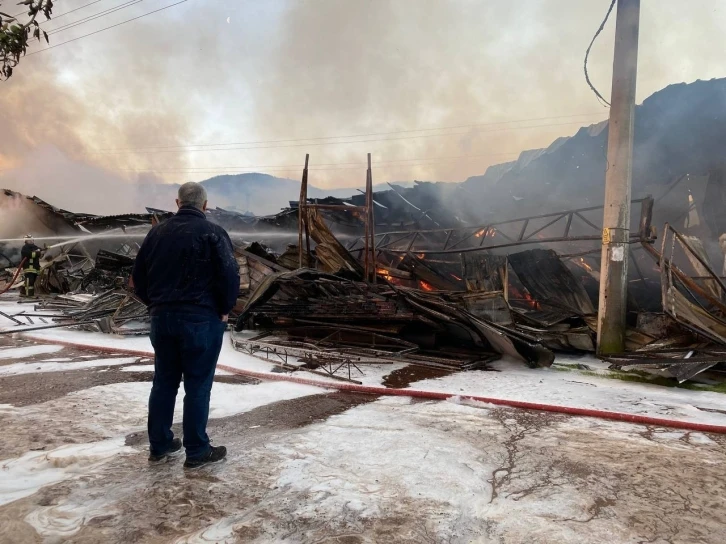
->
[11, 0, 109, 22]
[51, 0, 110, 22]
[39, 0, 145, 40]
[92, 119, 604, 156]
[105, 151, 523, 174]
[584, 0, 616, 107]
[96, 112, 605, 153]
[116, 152, 520, 171]
[26, 0, 188, 56]
[0, 151, 524, 175]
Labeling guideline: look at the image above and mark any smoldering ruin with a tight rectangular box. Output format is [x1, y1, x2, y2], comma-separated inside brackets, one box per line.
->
[3, 79, 726, 385]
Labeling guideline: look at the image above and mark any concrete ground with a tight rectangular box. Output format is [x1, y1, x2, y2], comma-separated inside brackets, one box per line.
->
[1, 335, 726, 543]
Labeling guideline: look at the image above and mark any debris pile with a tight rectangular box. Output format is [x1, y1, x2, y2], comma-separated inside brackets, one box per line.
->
[3, 183, 726, 387]
[39, 291, 148, 335]
[235, 268, 553, 371]
[4, 76, 726, 387]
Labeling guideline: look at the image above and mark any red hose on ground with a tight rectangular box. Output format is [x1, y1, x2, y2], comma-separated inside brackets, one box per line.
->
[0, 258, 26, 295]
[18, 333, 726, 435]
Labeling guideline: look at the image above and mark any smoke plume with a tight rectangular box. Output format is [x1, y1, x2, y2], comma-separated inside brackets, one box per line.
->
[0, 0, 724, 214]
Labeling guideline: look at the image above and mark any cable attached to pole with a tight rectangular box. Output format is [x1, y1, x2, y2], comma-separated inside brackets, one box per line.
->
[584, 0, 617, 107]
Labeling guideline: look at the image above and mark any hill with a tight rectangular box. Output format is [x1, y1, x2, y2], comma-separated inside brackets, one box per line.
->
[137, 173, 417, 216]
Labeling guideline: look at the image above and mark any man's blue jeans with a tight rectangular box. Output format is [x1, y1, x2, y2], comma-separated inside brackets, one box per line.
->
[148, 310, 226, 460]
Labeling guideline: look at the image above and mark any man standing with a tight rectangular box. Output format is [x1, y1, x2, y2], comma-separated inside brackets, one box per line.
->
[20, 234, 43, 297]
[132, 182, 240, 469]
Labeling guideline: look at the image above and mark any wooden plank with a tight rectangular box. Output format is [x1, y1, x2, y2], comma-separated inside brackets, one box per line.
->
[235, 248, 287, 272]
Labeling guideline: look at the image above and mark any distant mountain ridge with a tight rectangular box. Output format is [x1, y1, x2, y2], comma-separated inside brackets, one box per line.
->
[136, 78, 726, 219]
[137, 173, 416, 215]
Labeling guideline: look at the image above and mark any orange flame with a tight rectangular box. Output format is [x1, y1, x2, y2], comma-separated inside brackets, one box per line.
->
[450, 274, 462, 281]
[419, 280, 435, 292]
[377, 267, 405, 286]
[475, 228, 487, 238]
[377, 267, 393, 280]
[510, 286, 540, 310]
[578, 257, 594, 273]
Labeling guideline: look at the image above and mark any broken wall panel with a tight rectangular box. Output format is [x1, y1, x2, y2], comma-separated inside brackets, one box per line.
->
[508, 249, 596, 315]
[679, 234, 724, 301]
[454, 291, 512, 326]
[461, 254, 507, 293]
[305, 208, 364, 278]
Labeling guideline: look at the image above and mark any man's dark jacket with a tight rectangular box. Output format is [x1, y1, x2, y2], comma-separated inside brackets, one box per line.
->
[131, 207, 240, 317]
[21, 243, 42, 273]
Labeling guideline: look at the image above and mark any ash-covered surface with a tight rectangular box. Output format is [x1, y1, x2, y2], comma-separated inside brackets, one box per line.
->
[1, 334, 726, 543]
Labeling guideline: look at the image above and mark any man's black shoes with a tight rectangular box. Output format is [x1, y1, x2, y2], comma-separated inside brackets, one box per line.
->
[183, 445, 227, 469]
[148, 438, 183, 462]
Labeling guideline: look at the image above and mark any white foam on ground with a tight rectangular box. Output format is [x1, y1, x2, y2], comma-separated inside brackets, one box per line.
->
[410, 357, 726, 426]
[2, 379, 327, 513]
[0, 357, 138, 376]
[38, 358, 74, 363]
[272, 397, 498, 521]
[0, 301, 24, 330]
[264, 396, 688, 542]
[174, 516, 244, 544]
[0, 438, 135, 507]
[33, 380, 328, 438]
[22, 329, 154, 353]
[25, 498, 117, 539]
[18, 329, 726, 426]
[209, 381, 327, 418]
[0, 345, 64, 360]
[120, 364, 155, 372]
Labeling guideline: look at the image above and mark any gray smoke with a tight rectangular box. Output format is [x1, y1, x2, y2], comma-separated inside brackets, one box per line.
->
[0, 0, 724, 214]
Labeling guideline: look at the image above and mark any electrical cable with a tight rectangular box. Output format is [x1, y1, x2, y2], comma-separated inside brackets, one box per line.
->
[49, 0, 109, 22]
[26, 0, 187, 56]
[10, 0, 108, 21]
[112, 155, 522, 175]
[93, 119, 604, 155]
[35, 0, 145, 40]
[97, 112, 605, 152]
[584, 0, 617, 107]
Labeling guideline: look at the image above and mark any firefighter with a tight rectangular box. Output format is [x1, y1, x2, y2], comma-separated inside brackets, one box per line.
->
[20, 234, 43, 297]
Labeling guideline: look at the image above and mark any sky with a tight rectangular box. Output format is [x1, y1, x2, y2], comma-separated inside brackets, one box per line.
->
[0, 0, 725, 214]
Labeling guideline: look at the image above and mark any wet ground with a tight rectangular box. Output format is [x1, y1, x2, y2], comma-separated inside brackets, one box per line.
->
[1, 335, 726, 543]
[381, 364, 453, 388]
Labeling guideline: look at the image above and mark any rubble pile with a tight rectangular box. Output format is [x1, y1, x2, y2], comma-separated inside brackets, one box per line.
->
[3, 79, 726, 384]
[36, 291, 149, 335]
[3, 183, 726, 386]
[236, 268, 553, 371]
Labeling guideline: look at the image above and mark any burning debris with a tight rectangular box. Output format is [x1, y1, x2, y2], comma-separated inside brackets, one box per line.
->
[3, 138, 726, 388]
[234, 268, 553, 371]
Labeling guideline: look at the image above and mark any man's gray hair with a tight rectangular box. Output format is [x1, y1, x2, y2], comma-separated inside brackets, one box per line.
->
[178, 182, 208, 210]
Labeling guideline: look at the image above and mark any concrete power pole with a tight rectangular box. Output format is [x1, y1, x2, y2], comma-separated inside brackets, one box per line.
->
[597, 0, 641, 354]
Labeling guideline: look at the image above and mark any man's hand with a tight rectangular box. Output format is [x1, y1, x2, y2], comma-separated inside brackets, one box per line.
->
[221, 314, 229, 323]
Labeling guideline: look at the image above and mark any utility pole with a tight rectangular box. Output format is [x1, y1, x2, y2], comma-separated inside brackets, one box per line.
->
[597, 0, 641, 354]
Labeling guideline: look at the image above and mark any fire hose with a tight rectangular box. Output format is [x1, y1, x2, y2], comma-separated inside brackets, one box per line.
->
[17, 332, 726, 435]
[0, 258, 26, 295]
